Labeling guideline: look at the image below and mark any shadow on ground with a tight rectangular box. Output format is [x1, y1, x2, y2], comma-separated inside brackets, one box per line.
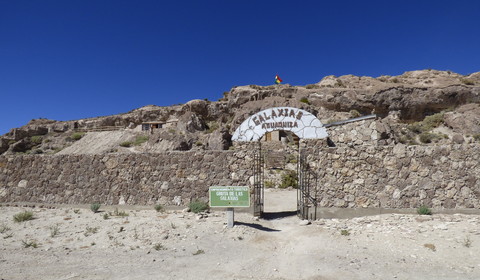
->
[261, 211, 298, 220]
[235, 221, 281, 232]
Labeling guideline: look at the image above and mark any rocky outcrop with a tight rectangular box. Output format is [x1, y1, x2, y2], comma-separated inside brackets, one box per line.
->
[444, 104, 480, 135]
[1, 70, 479, 155]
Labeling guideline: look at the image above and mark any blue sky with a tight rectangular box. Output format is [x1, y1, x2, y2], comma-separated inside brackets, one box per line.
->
[1, 0, 479, 135]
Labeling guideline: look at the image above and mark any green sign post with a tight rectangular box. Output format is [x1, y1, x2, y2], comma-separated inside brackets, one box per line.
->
[209, 186, 250, 208]
[209, 186, 250, 228]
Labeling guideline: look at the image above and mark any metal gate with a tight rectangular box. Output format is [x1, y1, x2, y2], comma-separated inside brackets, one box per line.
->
[252, 142, 264, 217]
[297, 150, 319, 220]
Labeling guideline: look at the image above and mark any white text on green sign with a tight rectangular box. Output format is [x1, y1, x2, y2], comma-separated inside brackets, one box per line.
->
[209, 186, 250, 207]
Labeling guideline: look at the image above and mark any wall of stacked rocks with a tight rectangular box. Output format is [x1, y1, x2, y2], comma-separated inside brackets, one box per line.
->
[0, 143, 479, 209]
[0, 151, 254, 206]
[304, 143, 480, 209]
[326, 119, 394, 147]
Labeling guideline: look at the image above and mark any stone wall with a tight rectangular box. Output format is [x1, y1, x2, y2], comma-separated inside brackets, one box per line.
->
[326, 119, 393, 147]
[0, 151, 254, 206]
[305, 143, 480, 209]
[0, 143, 479, 209]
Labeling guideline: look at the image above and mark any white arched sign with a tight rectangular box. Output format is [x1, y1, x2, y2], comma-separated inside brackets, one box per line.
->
[232, 107, 328, 142]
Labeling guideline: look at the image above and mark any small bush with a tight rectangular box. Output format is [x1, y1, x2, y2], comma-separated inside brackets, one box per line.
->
[264, 181, 275, 188]
[193, 249, 205, 255]
[419, 132, 436, 143]
[464, 237, 472, 248]
[299, 97, 310, 105]
[84, 226, 99, 236]
[408, 113, 444, 135]
[206, 121, 219, 133]
[460, 78, 475, 85]
[423, 113, 444, 130]
[30, 135, 43, 145]
[120, 141, 133, 147]
[0, 223, 11, 234]
[49, 224, 60, 237]
[473, 134, 480, 142]
[154, 204, 164, 212]
[417, 205, 432, 215]
[112, 208, 129, 217]
[349, 109, 361, 118]
[133, 135, 149, 146]
[71, 132, 85, 141]
[189, 200, 209, 213]
[13, 211, 34, 222]
[153, 243, 166, 251]
[340, 229, 350, 236]
[90, 203, 101, 213]
[22, 240, 38, 248]
[280, 170, 298, 189]
[103, 213, 109, 220]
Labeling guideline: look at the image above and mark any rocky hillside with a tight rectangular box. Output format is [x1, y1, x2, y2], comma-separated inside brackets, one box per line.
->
[1, 70, 479, 155]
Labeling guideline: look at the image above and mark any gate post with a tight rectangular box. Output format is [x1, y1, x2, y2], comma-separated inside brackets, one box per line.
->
[253, 141, 264, 217]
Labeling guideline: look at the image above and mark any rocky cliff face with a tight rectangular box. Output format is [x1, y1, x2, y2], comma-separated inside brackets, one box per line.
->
[1, 70, 479, 155]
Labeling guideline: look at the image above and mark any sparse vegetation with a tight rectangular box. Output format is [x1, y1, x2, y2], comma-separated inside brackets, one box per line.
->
[13, 211, 34, 222]
[189, 200, 209, 213]
[419, 132, 440, 144]
[111, 208, 129, 217]
[280, 170, 298, 189]
[463, 237, 472, 248]
[84, 226, 99, 236]
[299, 97, 310, 104]
[154, 204, 164, 212]
[90, 203, 101, 213]
[120, 141, 133, 147]
[417, 205, 432, 215]
[264, 180, 275, 188]
[71, 132, 85, 141]
[206, 121, 219, 133]
[408, 113, 444, 134]
[49, 224, 60, 237]
[153, 243, 166, 251]
[460, 78, 475, 85]
[340, 229, 350, 236]
[30, 135, 43, 145]
[0, 223, 11, 234]
[349, 109, 361, 118]
[133, 135, 149, 146]
[22, 240, 38, 248]
[473, 134, 480, 142]
[193, 249, 205, 255]
[103, 213, 109, 220]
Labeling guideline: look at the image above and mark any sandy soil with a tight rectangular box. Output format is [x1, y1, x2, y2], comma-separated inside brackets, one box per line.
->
[1, 190, 480, 280]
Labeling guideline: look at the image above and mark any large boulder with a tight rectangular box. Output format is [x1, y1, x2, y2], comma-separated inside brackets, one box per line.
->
[207, 129, 232, 150]
[444, 104, 480, 135]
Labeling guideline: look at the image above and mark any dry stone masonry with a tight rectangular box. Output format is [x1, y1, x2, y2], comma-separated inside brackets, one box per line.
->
[0, 143, 479, 209]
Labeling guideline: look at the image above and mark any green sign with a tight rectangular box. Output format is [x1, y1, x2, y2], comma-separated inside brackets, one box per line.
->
[209, 186, 250, 207]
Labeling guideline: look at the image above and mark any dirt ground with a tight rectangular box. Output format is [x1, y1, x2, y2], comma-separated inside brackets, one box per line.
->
[1, 189, 480, 280]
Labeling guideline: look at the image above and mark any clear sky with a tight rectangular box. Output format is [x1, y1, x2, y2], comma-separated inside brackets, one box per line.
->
[1, 0, 479, 135]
